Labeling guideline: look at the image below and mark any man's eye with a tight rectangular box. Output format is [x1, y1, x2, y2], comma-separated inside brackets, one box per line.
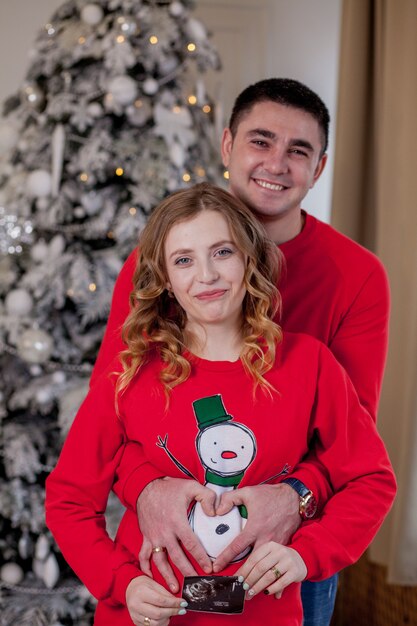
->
[289, 148, 308, 157]
[252, 140, 268, 147]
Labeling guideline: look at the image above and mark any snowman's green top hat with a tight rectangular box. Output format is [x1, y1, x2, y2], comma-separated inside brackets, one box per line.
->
[193, 395, 232, 429]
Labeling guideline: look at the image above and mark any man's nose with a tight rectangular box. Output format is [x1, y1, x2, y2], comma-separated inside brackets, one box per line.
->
[263, 146, 289, 175]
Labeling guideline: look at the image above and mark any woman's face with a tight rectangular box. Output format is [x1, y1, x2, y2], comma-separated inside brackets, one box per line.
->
[164, 210, 247, 331]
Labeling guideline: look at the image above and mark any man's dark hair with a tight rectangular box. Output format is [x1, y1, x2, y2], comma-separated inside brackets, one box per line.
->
[228, 78, 330, 155]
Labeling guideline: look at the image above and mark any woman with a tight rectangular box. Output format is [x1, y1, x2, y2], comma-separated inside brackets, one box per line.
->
[46, 183, 395, 626]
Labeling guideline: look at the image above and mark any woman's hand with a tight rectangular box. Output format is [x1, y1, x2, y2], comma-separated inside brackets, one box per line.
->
[235, 541, 307, 600]
[126, 575, 188, 626]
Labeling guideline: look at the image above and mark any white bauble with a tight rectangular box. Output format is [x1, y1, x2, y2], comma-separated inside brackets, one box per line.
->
[0, 562, 24, 585]
[5, 289, 33, 316]
[116, 15, 138, 36]
[169, 142, 185, 167]
[80, 3, 104, 26]
[108, 75, 138, 105]
[17, 328, 54, 364]
[86, 102, 103, 117]
[31, 240, 49, 262]
[74, 206, 86, 218]
[35, 534, 50, 560]
[169, 1, 184, 17]
[52, 370, 66, 384]
[26, 169, 52, 198]
[143, 78, 159, 96]
[42, 553, 60, 589]
[36, 387, 53, 404]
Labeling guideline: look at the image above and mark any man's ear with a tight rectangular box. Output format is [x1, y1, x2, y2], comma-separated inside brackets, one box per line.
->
[221, 128, 233, 168]
[310, 153, 327, 189]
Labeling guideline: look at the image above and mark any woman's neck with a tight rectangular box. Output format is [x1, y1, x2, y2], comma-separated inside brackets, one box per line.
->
[185, 322, 243, 362]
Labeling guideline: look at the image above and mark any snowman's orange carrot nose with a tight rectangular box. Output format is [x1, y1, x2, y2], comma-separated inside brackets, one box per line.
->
[221, 450, 237, 459]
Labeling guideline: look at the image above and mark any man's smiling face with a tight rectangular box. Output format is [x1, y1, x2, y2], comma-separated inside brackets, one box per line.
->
[221, 101, 327, 233]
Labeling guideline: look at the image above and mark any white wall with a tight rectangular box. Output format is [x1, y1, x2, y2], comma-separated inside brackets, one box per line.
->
[0, 0, 342, 222]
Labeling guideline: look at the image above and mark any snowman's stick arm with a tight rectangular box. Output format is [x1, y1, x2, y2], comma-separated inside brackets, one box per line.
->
[156, 434, 198, 480]
[259, 463, 291, 485]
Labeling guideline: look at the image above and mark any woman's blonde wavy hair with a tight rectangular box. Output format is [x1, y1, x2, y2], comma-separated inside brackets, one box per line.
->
[116, 182, 283, 402]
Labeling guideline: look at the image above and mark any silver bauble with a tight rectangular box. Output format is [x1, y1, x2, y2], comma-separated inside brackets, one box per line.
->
[80, 3, 104, 26]
[5, 288, 33, 316]
[108, 75, 138, 106]
[0, 562, 24, 585]
[17, 328, 54, 364]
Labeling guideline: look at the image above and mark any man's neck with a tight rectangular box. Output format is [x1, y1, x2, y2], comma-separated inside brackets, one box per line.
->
[260, 209, 305, 245]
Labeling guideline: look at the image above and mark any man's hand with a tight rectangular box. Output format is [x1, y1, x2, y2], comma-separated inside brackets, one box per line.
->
[137, 477, 216, 592]
[212, 483, 301, 573]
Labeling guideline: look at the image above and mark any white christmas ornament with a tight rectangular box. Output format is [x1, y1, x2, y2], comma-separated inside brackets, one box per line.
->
[26, 169, 52, 198]
[169, 1, 184, 17]
[0, 562, 24, 585]
[31, 240, 49, 262]
[186, 18, 207, 41]
[108, 75, 138, 105]
[143, 78, 159, 95]
[42, 552, 60, 589]
[5, 289, 33, 316]
[35, 534, 50, 561]
[86, 102, 103, 117]
[169, 142, 185, 167]
[80, 3, 104, 26]
[116, 15, 138, 36]
[17, 328, 54, 364]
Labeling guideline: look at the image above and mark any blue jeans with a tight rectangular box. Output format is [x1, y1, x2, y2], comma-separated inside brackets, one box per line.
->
[301, 574, 338, 626]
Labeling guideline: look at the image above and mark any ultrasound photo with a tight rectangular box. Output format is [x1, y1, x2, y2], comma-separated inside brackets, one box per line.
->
[182, 576, 245, 614]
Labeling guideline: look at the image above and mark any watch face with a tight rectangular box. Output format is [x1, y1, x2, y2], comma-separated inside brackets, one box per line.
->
[300, 494, 317, 519]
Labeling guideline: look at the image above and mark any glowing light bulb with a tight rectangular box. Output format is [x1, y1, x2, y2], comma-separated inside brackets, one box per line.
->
[187, 43, 196, 52]
[173, 105, 182, 114]
[149, 35, 158, 44]
[115, 167, 124, 176]
[80, 173, 88, 182]
[182, 172, 191, 182]
[78, 36, 86, 45]
[129, 207, 137, 215]
[202, 105, 211, 114]
[188, 95, 197, 105]
[89, 283, 97, 292]
[116, 35, 125, 43]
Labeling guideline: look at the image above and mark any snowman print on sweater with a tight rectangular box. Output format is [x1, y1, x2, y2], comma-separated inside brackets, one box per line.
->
[156, 394, 257, 562]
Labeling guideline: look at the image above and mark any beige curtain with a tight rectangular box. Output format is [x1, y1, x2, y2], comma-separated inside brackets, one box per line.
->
[332, 0, 417, 584]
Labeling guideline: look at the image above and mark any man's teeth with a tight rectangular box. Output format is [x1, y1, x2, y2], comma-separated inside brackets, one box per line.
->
[256, 180, 284, 191]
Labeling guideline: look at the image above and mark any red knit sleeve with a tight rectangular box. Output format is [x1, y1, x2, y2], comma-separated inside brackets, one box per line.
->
[90, 249, 138, 385]
[289, 344, 396, 580]
[45, 374, 143, 605]
[329, 262, 390, 422]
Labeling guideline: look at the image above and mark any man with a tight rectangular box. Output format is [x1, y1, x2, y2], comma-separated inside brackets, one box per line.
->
[91, 79, 390, 626]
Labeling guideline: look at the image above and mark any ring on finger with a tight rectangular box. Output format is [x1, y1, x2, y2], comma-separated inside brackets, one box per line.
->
[143, 617, 151, 626]
[271, 565, 282, 580]
[151, 546, 167, 554]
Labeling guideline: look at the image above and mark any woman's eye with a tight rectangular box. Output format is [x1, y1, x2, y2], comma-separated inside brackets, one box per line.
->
[175, 257, 191, 265]
[216, 248, 233, 257]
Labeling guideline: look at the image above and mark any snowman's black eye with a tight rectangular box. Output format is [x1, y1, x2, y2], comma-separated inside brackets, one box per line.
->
[241, 446, 245, 449]
[214, 441, 217, 445]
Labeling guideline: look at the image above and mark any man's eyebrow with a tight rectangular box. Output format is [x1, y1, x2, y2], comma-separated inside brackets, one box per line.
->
[247, 129, 314, 151]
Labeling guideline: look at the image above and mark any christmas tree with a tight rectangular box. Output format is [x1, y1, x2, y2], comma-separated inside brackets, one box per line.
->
[0, 0, 221, 623]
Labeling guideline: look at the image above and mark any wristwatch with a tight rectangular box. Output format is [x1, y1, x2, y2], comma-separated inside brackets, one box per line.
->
[282, 478, 317, 520]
